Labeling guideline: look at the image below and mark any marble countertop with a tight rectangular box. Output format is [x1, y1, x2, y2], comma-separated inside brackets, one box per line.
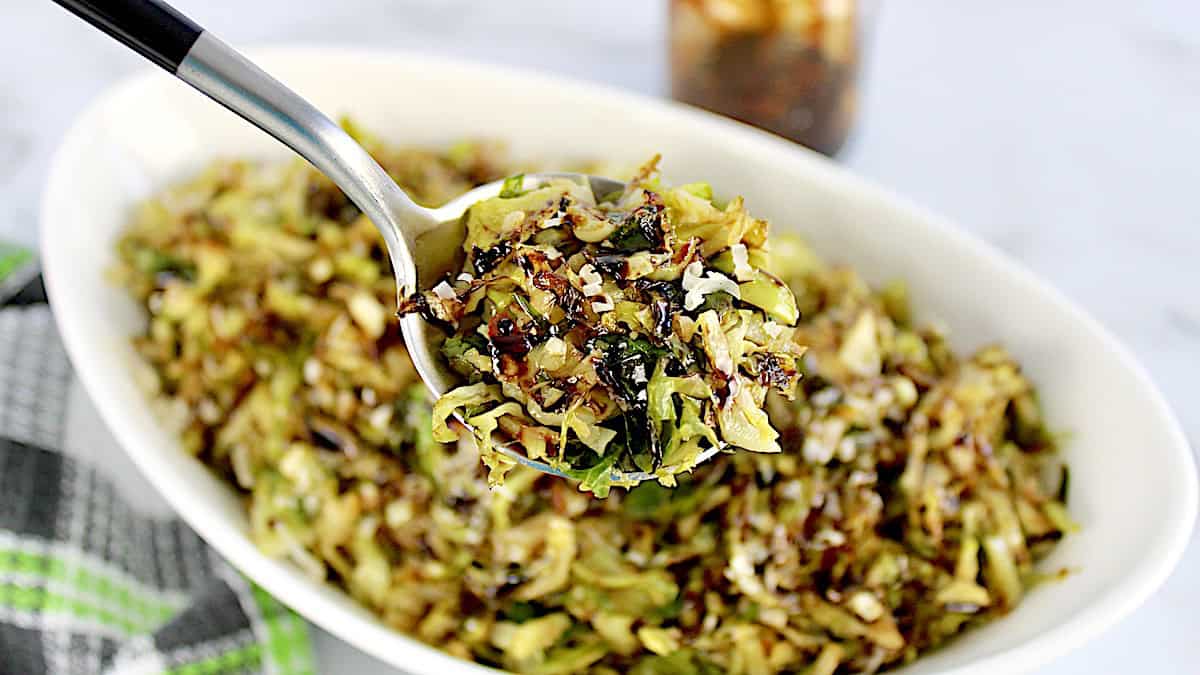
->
[3, 1, 1198, 672]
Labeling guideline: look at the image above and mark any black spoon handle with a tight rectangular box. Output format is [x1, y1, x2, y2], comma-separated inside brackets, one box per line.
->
[51, 0, 202, 72]
[48, 0, 428, 300]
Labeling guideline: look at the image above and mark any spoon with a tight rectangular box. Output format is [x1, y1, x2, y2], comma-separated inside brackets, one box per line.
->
[54, 0, 719, 484]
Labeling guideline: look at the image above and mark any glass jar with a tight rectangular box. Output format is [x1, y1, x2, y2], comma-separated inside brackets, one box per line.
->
[669, 0, 867, 157]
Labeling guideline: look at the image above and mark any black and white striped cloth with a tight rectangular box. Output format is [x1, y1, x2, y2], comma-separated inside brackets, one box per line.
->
[0, 280, 314, 675]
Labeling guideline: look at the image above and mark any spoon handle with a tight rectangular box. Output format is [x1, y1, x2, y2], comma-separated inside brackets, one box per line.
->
[50, 0, 200, 71]
[51, 0, 425, 295]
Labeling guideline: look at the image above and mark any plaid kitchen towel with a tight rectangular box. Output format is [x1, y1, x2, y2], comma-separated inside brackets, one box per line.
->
[0, 281, 315, 674]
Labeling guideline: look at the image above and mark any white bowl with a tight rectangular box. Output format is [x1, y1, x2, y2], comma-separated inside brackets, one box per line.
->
[41, 47, 1196, 675]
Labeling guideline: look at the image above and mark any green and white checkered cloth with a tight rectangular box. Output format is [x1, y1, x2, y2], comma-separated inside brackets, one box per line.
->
[0, 283, 316, 674]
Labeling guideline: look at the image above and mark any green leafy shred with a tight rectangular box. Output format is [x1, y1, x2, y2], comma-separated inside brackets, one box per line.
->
[500, 173, 527, 198]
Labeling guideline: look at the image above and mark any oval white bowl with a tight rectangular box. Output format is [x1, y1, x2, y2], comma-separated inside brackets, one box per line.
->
[41, 47, 1196, 675]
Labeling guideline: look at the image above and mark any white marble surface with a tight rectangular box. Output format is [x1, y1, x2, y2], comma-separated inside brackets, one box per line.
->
[4, 0, 1199, 672]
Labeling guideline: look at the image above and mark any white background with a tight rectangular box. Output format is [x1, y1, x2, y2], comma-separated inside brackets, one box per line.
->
[3, 1, 1198, 672]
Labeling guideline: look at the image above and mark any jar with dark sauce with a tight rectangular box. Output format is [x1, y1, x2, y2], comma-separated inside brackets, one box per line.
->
[670, 0, 867, 157]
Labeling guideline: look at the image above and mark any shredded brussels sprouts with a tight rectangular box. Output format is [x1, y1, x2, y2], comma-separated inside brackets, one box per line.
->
[399, 158, 804, 493]
[115, 124, 1073, 674]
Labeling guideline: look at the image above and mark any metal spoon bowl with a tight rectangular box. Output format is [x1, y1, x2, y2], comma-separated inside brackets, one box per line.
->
[399, 174, 726, 484]
[55, 0, 716, 484]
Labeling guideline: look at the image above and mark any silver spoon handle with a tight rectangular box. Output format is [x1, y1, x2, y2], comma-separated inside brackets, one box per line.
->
[51, 0, 426, 295]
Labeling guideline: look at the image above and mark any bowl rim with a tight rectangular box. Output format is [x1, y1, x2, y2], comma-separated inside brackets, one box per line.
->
[40, 44, 1198, 675]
